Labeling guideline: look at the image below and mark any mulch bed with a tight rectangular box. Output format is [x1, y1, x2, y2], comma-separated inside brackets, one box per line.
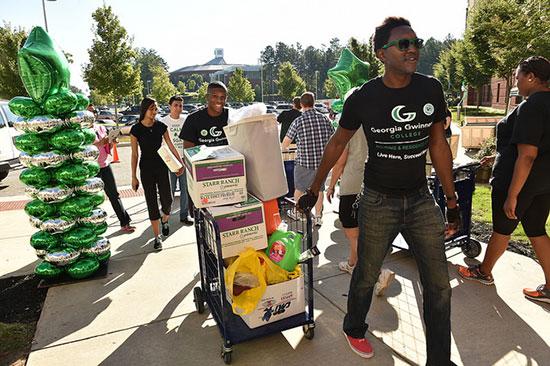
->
[471, 221, 537, 260]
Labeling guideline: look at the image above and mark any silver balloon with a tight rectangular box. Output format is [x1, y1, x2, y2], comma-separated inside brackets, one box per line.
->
[31, 151, 69, 168]
[41, 217, 76, 233]
[25, 186, 40, 198]
[36, 249, 48, 258]
[29, 216, 43, 229]
[37, 186, 74, 203]
[13, 118, 30, 133]
[82, 237, 111, 256]
[65, 110, 95, 129]
[72, 145, 99, 161]
[45, 249, 80, 266]
[78, 208, 107, 225]
[75, 177, 104, 194]
[19, 152, 34, 167]
[26, 115, 63, 133]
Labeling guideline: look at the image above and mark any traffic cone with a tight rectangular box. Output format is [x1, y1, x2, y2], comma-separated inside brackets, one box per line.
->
[111, 142, 120, 163]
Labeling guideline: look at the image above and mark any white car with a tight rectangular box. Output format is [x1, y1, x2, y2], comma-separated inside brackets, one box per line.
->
[0, 100, 22, 181]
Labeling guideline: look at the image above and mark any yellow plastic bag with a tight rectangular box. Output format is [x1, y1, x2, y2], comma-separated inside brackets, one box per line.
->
[257, 251, 302, 285]
[225, 248, 267, 315]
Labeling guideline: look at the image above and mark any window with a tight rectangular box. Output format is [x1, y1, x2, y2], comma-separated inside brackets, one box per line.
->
[496, 83, 501, 103]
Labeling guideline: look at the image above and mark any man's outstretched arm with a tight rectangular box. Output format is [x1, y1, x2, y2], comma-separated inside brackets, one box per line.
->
[309, 126, 357, 196]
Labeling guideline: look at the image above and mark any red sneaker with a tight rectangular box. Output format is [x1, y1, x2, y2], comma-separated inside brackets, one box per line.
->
[523, 285, 550, 304]
[121, 225, 135, 233]
[343, 332, 374, 358]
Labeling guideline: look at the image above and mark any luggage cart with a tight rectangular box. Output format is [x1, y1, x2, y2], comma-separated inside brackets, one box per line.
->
[192, 198, 316, 364]
[429, 161, 482, 258]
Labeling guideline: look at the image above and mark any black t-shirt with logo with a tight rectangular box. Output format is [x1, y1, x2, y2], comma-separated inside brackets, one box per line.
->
[130, 121, 168, 170]
[179, 107, 228, 147]
[339, 73, 446, 194]
[491, 91, 550, 194]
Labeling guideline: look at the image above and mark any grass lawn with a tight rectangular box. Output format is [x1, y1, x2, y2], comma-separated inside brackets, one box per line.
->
[472, 184, 550, 243]
[0, 322, 35, 364]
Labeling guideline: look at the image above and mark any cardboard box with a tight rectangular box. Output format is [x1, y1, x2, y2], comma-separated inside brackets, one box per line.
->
[227, 275, 304, 329]
[206, 194, 268, 258]
[184, 145, 247, 208]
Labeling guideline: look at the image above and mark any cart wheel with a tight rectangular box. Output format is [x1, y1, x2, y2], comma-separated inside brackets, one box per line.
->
[221, 345, 233, 364]
[462, 239, 482, 258]
[193, 287, 205, 314]
[303, 324, 315, 340]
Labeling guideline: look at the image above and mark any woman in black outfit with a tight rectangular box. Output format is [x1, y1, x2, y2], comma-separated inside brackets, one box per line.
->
[130, 97, 184, 250]
[458, 56, 550, 303]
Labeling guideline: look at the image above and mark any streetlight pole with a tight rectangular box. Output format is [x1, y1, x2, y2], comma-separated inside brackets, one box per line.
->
[41, 0, 57, 32]
[258, 59, 264, 103]
[315, 71, 319, 99]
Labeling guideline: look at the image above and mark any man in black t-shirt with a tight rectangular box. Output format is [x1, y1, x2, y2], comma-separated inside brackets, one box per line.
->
[298, 17, 458, 364]
[277, 96, 302, 142]
[179, 81, 229, 147]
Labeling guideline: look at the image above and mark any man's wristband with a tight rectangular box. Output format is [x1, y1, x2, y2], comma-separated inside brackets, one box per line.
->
[445, 193, 458, 202]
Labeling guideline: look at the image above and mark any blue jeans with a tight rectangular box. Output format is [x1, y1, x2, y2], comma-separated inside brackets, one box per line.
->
[169, 171, 189, 220]
[343, 186, 452, 365]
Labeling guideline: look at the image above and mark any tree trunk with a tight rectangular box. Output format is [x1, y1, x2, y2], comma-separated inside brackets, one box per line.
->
[114, 96, 119, 127]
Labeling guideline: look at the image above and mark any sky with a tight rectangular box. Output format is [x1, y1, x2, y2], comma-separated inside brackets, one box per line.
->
[1, 0, 468, 93]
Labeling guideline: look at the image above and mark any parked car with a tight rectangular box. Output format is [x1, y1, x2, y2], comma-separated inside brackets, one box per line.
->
[182, 104, 199, 114]
[119, 114, 139, 126]
[0, 100, 21, 181]
[275, 103, 292, 115]
[266, 105, 278, 115]
[315, 103, 330, 114]
[121, 105, 141, 115]
[97, 110, 116, 121]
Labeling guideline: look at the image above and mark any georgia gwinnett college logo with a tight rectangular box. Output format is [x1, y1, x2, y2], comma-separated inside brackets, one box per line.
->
[209, 126, 222, 137]
[391, 105, 416, 123]
[200, 129, 208, 137]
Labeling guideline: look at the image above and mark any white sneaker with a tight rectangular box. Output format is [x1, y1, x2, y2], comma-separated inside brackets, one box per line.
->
[339, 261, 355, 274]
[374, 269, 395, 296]
[314, 216, 323, 227]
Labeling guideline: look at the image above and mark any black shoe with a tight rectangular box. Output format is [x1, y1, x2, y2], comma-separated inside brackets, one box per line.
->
[161, 220, 169, 236]
[154, 236, 163, 250]
[180, 217, 194, 226]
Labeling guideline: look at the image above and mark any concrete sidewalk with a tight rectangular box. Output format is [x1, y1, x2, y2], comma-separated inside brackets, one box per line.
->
[1, 194, 548, 366]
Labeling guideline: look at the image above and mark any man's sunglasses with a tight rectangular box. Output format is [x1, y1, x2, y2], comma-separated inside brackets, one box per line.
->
[382, 38, 424, 51]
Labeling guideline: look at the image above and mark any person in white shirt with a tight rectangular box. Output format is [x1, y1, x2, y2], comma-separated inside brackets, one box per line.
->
[162, 95, 193, 225]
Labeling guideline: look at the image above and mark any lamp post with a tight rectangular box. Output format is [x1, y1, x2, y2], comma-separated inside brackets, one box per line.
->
[41, 0, 57, 32]
[258, 58, 264, 103]
[315, 70, 319, 99]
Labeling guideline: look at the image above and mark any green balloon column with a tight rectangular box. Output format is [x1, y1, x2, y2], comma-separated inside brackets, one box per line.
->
[327, 48, 371, 126]
[9, 27, 111, 280]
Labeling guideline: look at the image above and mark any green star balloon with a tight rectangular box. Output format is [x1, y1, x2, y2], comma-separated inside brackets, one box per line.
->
[17, 26, 71, 104]
[327, 48, 371, 112]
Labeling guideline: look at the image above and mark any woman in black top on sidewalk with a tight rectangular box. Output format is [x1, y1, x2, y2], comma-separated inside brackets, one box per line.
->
[458, 56, 550, 304]
[130, 97, 184, 250]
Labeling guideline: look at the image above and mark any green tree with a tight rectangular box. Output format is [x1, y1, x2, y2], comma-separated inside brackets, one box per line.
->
[227, 68, 255, 102]
[196, 82, 209, 103]
[189, 73, 203, 85]
[89, 89, 112, 106]
[276, 62, 306, 101]
[466, 0, 550, 110]
[434, 47, 462, 104]
[83, 5, 141, 119]
[347, 37, 383, 79]
[135, 48, 168, 97]
[150, 65, 176, 104]
[0, 23, 27, 99]
[323, 78, 338, 99]
[187, 79, 196, 91]
[416, 37, 445, 75]
[177, 80, 186, 95]
[454, 39, 492, 108]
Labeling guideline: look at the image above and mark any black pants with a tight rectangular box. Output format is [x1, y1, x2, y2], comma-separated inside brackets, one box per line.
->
[98, 165, 131, 227]
[140, 166, 172, 221]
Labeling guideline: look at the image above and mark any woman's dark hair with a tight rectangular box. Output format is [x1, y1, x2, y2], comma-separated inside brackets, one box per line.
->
[372, 16, 411, 51]
[518, 56, 550, 83]
[139, 97, 157, 122]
